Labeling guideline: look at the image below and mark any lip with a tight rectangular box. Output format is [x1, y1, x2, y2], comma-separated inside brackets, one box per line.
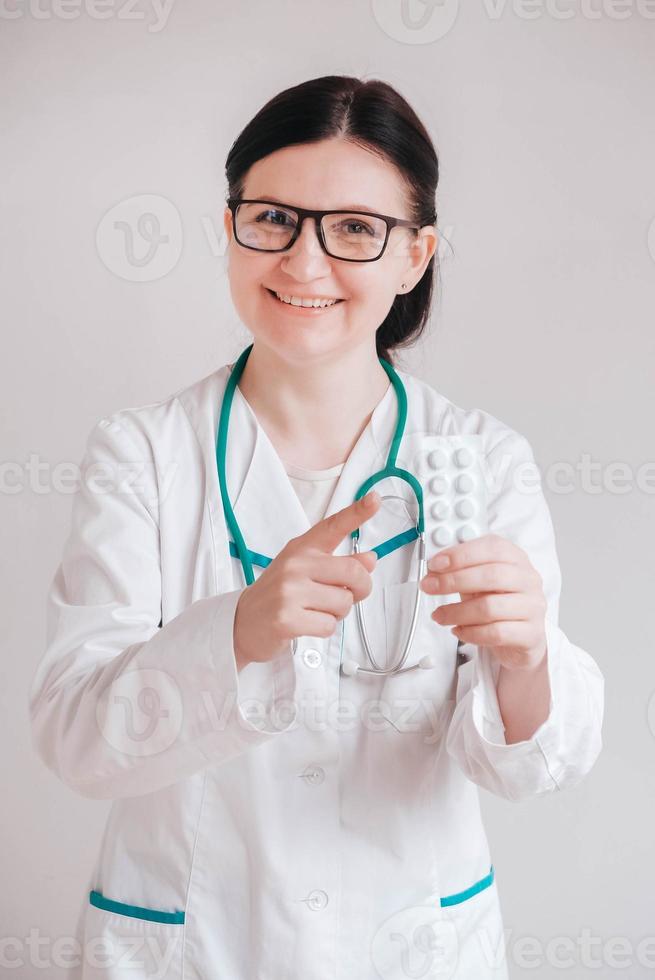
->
[264, 287, 345, 314]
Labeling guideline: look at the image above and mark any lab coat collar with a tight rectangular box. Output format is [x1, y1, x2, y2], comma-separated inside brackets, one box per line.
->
[230, 370, 399, 562]
[176, 357, 408, 587]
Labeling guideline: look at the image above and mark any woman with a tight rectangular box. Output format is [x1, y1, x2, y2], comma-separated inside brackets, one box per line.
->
[29, 75, 604, 980]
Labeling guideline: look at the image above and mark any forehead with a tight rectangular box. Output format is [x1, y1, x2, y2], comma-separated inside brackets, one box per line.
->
[242, 138, 412, 215]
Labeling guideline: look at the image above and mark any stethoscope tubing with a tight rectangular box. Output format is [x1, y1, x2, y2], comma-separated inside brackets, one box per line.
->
[217, 344, 433, 677]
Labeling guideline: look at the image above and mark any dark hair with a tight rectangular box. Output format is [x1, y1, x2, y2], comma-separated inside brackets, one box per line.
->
[224, 75, 439, 364]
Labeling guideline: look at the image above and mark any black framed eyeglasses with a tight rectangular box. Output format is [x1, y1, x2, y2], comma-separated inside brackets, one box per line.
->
[226, 197, 423, 263]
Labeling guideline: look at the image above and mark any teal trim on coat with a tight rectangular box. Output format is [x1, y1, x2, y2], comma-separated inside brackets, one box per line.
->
[89, 890, 185, 925]
[440, 865, 495, 907]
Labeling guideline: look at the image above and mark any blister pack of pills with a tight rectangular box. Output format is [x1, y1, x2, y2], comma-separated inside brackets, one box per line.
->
[401, 433, 489, 552]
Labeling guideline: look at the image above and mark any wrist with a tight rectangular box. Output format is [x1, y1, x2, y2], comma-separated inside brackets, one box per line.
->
[234, 636, 251, 673]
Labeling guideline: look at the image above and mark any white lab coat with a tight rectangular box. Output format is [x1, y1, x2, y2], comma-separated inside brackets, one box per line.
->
[29, 357, 604, 980]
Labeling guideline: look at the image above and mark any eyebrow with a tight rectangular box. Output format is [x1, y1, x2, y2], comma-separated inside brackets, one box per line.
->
[252, 195, 381, 213]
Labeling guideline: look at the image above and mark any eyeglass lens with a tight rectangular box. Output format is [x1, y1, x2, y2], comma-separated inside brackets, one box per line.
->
[235, 202, 388, 260]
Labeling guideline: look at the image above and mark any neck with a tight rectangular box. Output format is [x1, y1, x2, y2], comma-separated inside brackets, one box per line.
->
[236, 340, 392, 469]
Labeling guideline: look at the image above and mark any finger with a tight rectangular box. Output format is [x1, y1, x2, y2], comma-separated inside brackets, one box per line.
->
[432, 593, 538, 627]
[303, 491, 381, 554]
[421, 561, 534, 596]
[309, 554, 376, 600]
[294, 608, 339, 640]
[352, 551, 378, 574]
[426, 533, 525, 574]
[448, 620, 541, 649]
[302, 581, 356, 620]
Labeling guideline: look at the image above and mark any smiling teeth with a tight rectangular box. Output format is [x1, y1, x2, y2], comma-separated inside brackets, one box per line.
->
[274, 292, 338, 308]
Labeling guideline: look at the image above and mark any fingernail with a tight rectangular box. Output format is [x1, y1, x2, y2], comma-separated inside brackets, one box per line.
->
[364, 491, 378, 505]
[428, 554, 450, 571]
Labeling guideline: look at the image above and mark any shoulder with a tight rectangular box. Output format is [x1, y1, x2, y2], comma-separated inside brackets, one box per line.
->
[77, 362, 233, 523]
[86, 361, 233, 456]
[398, 368, 536, 460]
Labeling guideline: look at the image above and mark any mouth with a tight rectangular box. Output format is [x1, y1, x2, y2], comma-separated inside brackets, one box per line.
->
[265, 287, 345, 313]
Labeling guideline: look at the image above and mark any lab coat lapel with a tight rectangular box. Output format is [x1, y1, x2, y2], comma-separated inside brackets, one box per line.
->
[315, 380, 398, 556]
[180, 359, 403, 596]
[229, 384, 313, 566]
[229, 373, 399, 566]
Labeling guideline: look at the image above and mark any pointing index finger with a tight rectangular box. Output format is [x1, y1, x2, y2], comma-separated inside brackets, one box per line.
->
[307, 490, 381, 554]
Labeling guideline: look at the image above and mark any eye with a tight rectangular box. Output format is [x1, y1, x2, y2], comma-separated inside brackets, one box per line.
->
[256, 208, 295, 227]
[338, 219, 375, 236]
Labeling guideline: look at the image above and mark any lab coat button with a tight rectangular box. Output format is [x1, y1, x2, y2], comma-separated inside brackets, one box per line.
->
[304, 889, 329, 911]
[300, 765, 325, 785]
[302, 648, 322, 669]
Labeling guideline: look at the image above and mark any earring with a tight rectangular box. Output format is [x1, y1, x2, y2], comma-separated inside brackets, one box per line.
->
[401, 283, 407, 290]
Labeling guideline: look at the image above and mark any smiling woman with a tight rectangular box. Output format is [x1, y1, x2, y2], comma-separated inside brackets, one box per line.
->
[221, 77, 439, 471]
[29, 73, 604, 980]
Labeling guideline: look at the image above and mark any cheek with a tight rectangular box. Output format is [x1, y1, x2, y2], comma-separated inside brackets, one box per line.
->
[228, 253, 275, 308]
[348, 272, 399, 322]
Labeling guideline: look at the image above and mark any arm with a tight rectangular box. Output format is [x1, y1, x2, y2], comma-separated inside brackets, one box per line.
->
[444, 429, 605, 801]
[496, 643, 550, 744]
[28, 415, 297, 800]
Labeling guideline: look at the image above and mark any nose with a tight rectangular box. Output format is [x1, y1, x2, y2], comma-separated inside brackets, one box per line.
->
[280, 215, 332, 280]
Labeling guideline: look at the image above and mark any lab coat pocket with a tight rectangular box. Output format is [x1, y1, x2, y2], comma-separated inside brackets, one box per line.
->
[82, 894, 184, 979]
[440, 873, 507, 978]
[379, 579, 459, 742]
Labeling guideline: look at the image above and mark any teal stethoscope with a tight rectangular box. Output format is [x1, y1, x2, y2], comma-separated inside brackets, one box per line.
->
[216, 344, 438, 677]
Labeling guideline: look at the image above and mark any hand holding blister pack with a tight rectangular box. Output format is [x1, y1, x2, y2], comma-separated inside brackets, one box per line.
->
[340, 430, 489, 677]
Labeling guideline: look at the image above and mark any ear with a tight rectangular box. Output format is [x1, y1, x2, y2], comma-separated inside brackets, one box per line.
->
[402, 226, 439, 290]
[223, 206, 233, 243]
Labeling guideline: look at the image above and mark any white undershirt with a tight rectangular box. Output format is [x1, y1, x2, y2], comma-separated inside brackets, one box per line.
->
[283, 459, 345, 526]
